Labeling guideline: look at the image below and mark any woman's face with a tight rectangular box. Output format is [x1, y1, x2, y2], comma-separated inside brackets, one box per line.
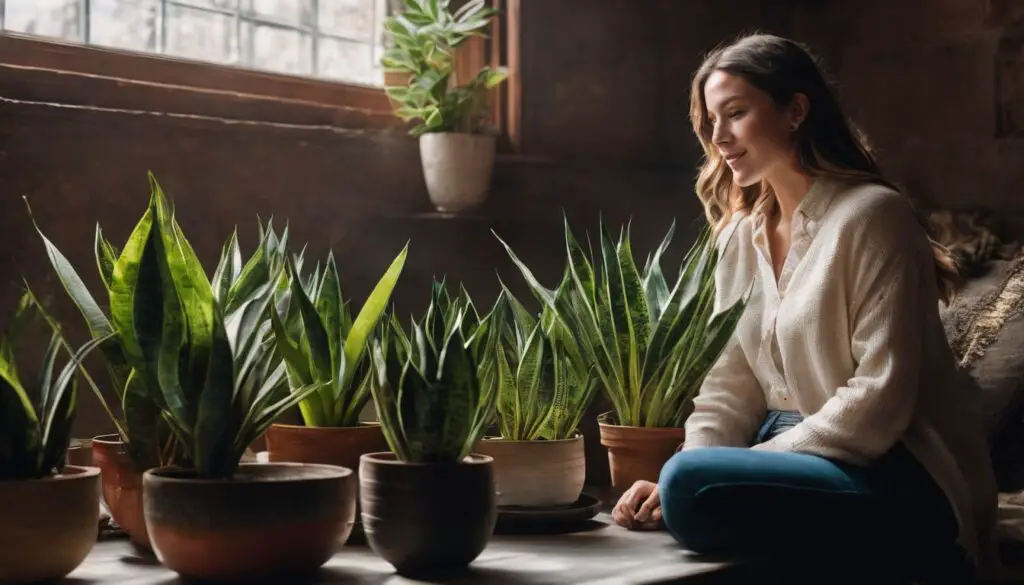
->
[703, 70, 800, 187]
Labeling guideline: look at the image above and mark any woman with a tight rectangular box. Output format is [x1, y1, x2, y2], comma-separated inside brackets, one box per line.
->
[612, 33, 1000, 581]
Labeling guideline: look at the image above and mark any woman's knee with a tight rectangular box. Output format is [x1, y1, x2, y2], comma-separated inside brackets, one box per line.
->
[657, 447, 746, 553]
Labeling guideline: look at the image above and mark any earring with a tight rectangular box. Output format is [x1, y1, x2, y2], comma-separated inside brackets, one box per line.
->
[791, 122, 800, 131]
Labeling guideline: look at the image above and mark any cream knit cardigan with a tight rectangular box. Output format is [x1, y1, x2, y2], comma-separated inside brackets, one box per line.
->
[682, 177, 1000, 577]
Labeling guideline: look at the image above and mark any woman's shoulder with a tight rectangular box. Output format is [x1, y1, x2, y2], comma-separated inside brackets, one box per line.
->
[825, 179, 929, 254]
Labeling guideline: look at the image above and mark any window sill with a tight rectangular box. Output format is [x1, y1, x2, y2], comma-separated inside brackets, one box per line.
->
[0, 32, 402, 131]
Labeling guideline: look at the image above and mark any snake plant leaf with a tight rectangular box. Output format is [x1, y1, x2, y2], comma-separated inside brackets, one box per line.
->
[193, 301, 239, 479]
[212, 228, 242, 304]
[95, 225, 120, 294]
[40, 331, 113, 475]
[339, 242, 408, 394]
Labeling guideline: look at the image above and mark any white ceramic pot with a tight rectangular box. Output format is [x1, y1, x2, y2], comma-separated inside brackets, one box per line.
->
[419, 132, 496, 213]
[474, 434, 585, 507]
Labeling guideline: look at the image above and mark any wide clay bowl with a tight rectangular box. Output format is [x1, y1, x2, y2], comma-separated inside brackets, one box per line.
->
[0, 465, 100, 583]
[143, 462, 356, 581]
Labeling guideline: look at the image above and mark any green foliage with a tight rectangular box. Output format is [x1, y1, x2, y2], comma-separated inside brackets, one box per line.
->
[489, 287, 597, 440]
[382, 0, 508, 136]
[495, 215, 750, 428]
[0, 292, 112, 480]
[27, 190, 291, 471]
[272, 245, 409, 427]
[369, 280, 500, 463]
[112, 173, 321, 479]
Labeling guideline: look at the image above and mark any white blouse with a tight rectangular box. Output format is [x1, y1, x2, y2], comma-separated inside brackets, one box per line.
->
[682, 177, 1000, 576]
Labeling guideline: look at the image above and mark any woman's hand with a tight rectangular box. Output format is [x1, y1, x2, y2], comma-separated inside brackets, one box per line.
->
[611, 480, 664, 531]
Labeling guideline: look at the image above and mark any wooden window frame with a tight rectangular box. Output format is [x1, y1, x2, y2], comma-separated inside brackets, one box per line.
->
[0, 0, 520, 142]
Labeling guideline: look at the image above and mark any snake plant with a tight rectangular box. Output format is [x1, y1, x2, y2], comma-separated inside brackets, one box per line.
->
[369, 280, 501, 463]
[109, 174, 320, 479]
[271, 245, 408, 427]
[27, 176, 290, 470]
[0, 292, 112, 480]
[495, 215, 750, 428]
[489, 287, 597, 440]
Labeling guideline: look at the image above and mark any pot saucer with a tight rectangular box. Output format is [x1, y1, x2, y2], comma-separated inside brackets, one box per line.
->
[494, 493, 603, 534]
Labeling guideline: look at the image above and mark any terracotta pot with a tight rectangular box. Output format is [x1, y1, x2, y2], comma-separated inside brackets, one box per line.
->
[91, 433, 151, 551]
[360, 452, 496, 577]
[265, 422, 388, 470]
[0, 465, 100, 582]
[419, 132, 495, 213]
[474, 434, 585, 507]
[597, 411, 686, 495]
[67, 438, 94, 466]
[143, 463, 356, 581]
[266, 423, 389, 542]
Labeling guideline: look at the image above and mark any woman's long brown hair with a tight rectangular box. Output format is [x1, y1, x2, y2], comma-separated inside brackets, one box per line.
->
[690, 33, 958, 303]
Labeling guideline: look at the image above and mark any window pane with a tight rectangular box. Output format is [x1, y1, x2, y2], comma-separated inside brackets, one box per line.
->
[4, 0, 82, 42]
[318, 36, 374, 84]
[318, 0, 375, 42]
[166, 4, 236, 63]
[243, 23, 312, 75]
[242, 0, 314, 27]
[89, 0, 158, 52]
[174, 0, 238, 9]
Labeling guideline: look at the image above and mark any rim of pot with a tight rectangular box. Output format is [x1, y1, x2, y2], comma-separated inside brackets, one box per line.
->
[91, 433, 126, 445]
[360, 451, 493, 467]
[597, 410, 686, 431]
[269, 421, 383, 431]
[479, 431, 584, 444]
[0, 464, 100, 484]
[144, 462, 354, 483]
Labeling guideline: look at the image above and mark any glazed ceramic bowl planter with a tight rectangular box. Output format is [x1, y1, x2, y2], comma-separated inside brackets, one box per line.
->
[360, 452, 496, 576]
[143, 463, 356, 581]
[597, 411, 686, 495]
[474, 434, 586, 507]
[0, 466, 100, 583]
[91, 434, 151, 551]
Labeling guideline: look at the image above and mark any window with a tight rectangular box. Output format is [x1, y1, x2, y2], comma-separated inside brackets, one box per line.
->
[0, 0, 388, 86]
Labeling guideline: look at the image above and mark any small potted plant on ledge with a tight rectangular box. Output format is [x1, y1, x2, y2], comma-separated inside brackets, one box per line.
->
[111, 178, 354, 581]
[473, 286, 598, 508]
[497, 216, 750, 494]
[265, 246, 407, 539]
[361, 280, 501, 577]
[27, 186, 291, 552]
[381, 0, 508, 213]
[0, 292, 109, 583]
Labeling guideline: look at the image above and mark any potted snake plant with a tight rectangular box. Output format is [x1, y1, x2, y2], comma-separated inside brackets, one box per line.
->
[361, 280, 502, 577]
[473, 286, 598, 507]
[264, 245, 408, 539]
[26, 180, 291, 551]
[496, 216, 750, 494]
[0, 291, 110, 583]
[101, 176, 354, 581]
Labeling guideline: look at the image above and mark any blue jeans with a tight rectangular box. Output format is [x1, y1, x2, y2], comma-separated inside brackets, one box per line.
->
[659, 411, 972, 580]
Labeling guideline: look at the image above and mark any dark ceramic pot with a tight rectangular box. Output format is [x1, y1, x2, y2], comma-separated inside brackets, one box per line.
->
[143, 463, 355, 581]
[359, 452, 496, 577]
